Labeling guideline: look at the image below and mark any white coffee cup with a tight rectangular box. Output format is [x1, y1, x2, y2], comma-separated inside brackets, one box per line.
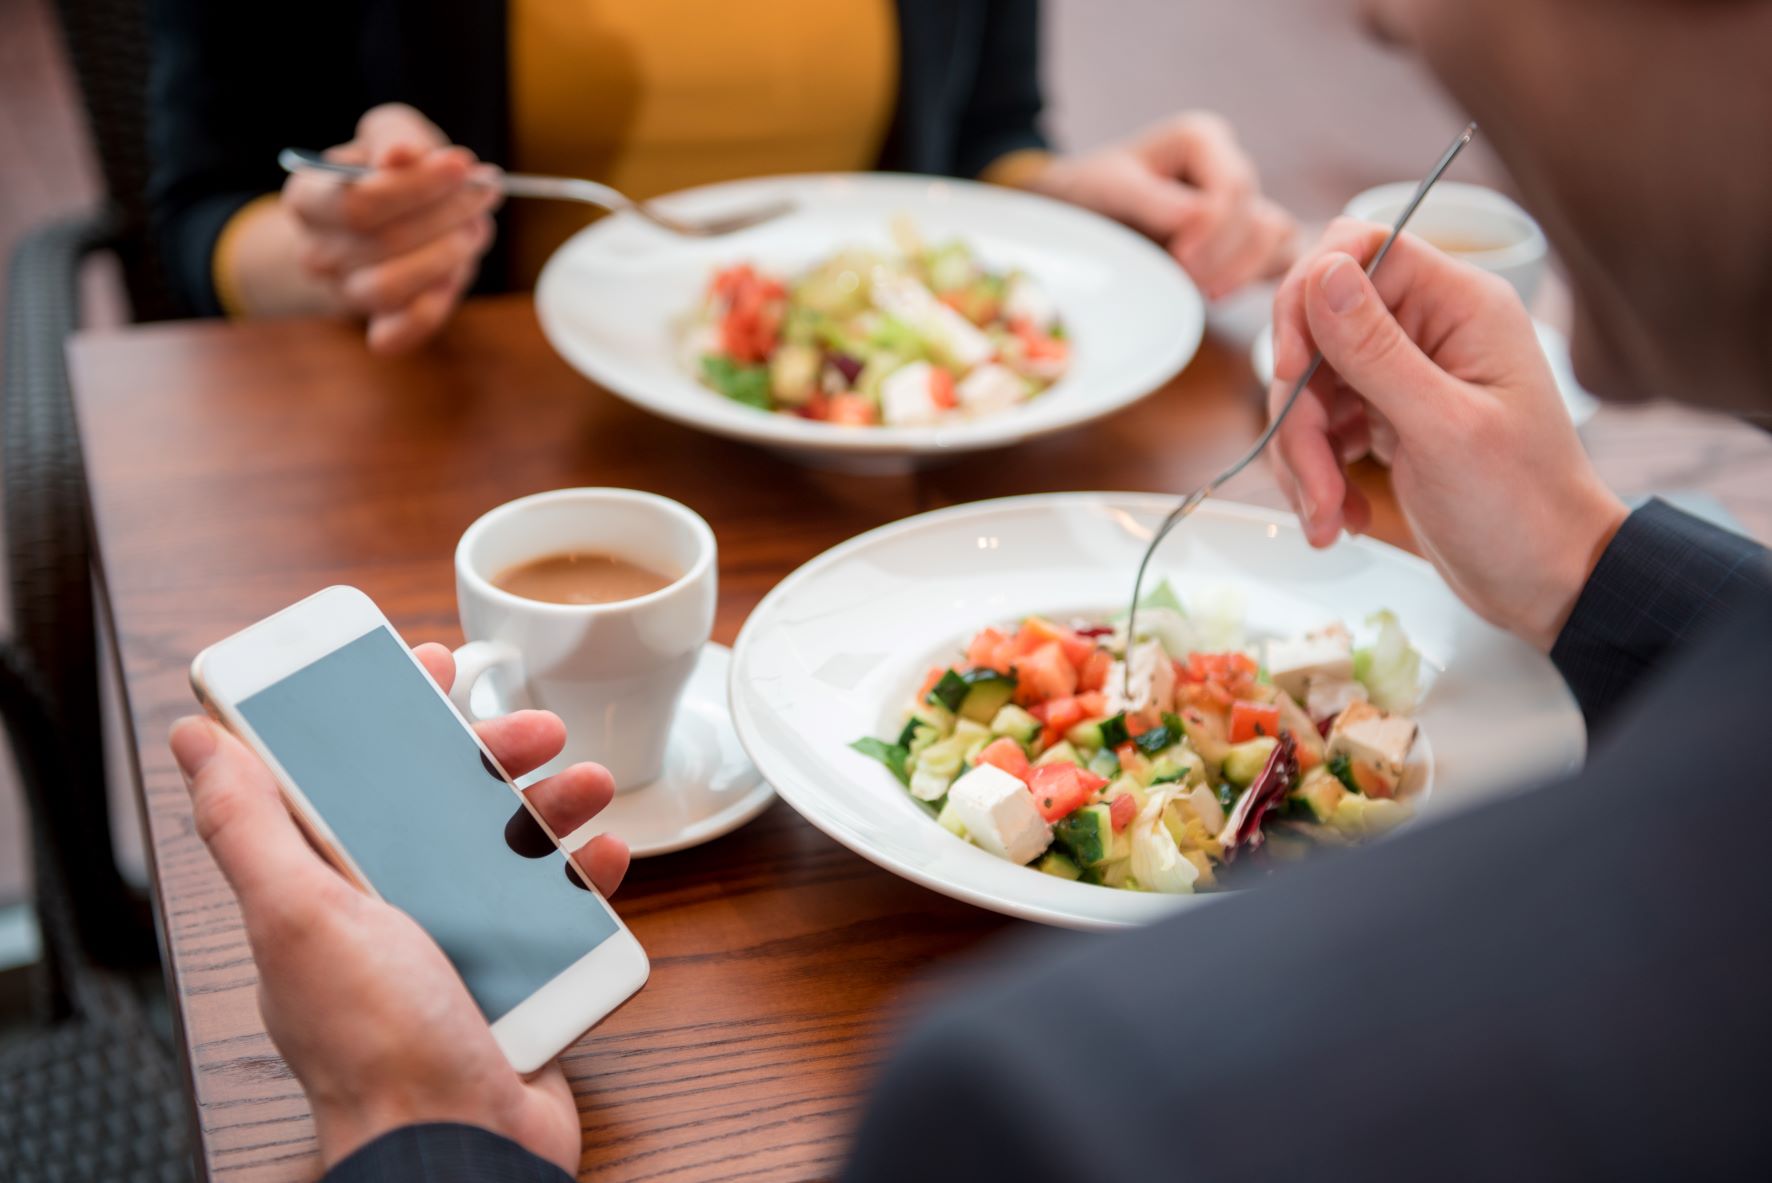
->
[1344, 180, 1548, 307]
[452, 488, 716, 790]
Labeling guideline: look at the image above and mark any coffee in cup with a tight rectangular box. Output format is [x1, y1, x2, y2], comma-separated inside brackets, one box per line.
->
[493, 550, 677, 606]
[1344, 180, 1548, 307]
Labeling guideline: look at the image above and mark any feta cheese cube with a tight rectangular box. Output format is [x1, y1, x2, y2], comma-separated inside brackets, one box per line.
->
[879, 361, 943, 427]
[1003, 274, 1058, 333]
[955, 364, 1029, 417]
[1105, 639, 1178, 716]
[1327, 699, 1417, 783]
[947, 764, 1052, 865]
[1306, 675, 1368, 724]
[871, 270, 994, 369]
[1265, 629, 1354, 701]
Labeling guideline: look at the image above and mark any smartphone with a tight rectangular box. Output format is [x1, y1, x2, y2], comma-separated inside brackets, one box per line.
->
[190, 585, 649, 1073]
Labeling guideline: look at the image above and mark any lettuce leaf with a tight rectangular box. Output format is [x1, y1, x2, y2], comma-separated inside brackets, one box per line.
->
[1354, 610, 1422, 713]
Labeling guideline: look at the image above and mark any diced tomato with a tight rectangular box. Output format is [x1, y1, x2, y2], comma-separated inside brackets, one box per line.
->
[1077, 649, 1112, 692]
[1020, 616, 1096, 669]
[1294, 742, 1322, 773]
[1027, 763, 1092, 822]
[1229, 701, 1282, 744]
[797, 392, 831, 421]
[827, 394, 878, 426]
[1109, 793, 1138, 832]
[1010, 318, 1070, 364]
[1012, 641, 1078, 705]
[1075, 768, 1109, 795]
[1038, 725, 1062, 751]
[1075, 690, 1107, 718]
[1349, 758, 1397, 799]
[1038, 695, 1088, 736]
[975, 737, 1030, 782]
[928, 366, 957, 410]
[917, 666, 945, 702]
[965, 627, 1015, 674]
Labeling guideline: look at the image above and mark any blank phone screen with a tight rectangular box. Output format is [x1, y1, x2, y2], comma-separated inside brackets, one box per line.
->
[237, 625, 618, 1022]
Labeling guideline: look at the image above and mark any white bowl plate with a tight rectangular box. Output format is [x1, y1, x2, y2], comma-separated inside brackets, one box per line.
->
[730, 494, 1585, 930]
[536, 174, 1204, 468]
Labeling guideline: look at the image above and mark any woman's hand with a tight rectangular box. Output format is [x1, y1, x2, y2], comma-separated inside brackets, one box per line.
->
[279, 104, 500, 353]
[1267, 218, 1628, 651]
[1029, 112, 1296, 299]
[168, 642, 627, 1174]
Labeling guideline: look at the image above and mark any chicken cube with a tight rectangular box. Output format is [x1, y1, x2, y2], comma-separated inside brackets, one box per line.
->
[955, 364, 1030, 417]
[1327, 699, 1417, 784]
[1265, 628, 1354, 701]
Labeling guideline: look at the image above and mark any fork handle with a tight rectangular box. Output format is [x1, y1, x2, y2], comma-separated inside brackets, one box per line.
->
[277, 148, 634, 215]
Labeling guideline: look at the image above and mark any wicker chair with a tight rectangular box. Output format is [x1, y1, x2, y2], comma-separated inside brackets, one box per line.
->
[2, 0, 195, 1177]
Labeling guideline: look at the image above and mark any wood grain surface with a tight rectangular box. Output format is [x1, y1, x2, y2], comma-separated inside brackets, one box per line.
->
[69, 296, 1772, 1182]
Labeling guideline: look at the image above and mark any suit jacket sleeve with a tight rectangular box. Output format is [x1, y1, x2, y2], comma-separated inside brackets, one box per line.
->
[323, 1123, 575, 1183]
[950, 0, 1050, 179]
[146, 0, 368, 316]
[1551, 498, 1770, 731]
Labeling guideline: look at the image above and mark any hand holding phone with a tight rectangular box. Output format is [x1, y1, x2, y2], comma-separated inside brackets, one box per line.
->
[179, 593, 644, 1172]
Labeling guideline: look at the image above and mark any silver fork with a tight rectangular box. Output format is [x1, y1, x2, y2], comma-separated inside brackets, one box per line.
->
[277, 147, 795, 238]
[1121, 123, 1478, 683]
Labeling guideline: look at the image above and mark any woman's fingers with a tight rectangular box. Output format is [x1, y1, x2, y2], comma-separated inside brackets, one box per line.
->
[343, 216, 489, 316]
[305, 183, 500, 278]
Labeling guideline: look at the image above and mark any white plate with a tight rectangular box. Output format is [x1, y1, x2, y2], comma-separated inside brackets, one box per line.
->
[1252, 320, 1599, 426]
[535, 174, 1204, 471]
[729, 494, 1584, 930]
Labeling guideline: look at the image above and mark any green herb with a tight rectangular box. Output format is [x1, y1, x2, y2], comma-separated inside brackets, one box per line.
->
[1134, 722, 1179, 756]
[1327, 752, 1362, 795]
[700, 354, 772, 409]
[926, 669, 970, 712]
[1217, 782, 1242, 812]
[895, 718, 926, 749]
[850, 737, 911, 785]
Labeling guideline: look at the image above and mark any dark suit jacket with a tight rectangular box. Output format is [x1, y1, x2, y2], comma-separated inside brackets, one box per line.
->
[322, 498, 1772, 1180]
[146, 0, 1047, 318]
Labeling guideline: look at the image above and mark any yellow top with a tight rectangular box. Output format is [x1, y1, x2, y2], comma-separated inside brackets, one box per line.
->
[214, 1, 1054, 315]
[507, 0, 898, 286]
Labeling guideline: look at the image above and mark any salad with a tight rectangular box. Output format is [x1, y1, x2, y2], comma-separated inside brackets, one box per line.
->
[851, 583, 1425, 893]
[682, 220, 1069, 426]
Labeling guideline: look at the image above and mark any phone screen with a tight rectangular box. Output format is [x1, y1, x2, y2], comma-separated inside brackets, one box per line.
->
[236, 625, 618, 1022]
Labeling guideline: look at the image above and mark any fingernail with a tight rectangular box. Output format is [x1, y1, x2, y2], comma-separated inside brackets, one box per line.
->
[170, 716, 217, 777]
[1321, 257, 1365, 315]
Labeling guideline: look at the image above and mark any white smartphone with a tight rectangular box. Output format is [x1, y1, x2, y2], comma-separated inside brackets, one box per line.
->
[190, 584, 649, 1073]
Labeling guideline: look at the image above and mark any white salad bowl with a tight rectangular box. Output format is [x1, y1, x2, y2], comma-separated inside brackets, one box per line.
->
[534, 174, 1204, 473]
[729, 493, 1586, 930]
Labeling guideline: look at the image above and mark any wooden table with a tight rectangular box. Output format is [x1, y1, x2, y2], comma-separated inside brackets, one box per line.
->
[69, 296, 1772, 1182]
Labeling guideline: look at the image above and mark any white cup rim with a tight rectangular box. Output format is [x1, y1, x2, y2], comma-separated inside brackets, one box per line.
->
[1344, 180, 1548, 270]
[455, 487, 716, 618]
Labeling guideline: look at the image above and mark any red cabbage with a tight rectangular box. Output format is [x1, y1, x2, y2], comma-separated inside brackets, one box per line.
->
[1220, 733, 1299, 860]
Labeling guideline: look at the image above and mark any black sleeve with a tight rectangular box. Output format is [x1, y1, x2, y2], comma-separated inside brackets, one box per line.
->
[951, 0, 1051, 179]
[146, 0, 367, 316]
[1551, 498, 1770, 732]
[323, 1123, 575, 1183]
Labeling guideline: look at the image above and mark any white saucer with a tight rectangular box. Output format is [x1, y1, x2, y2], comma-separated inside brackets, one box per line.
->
[1251, 318, 1599, 426]
[552, 643, 773, 857]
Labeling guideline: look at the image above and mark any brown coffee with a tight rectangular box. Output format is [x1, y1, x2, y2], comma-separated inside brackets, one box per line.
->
[1424, 233, 1511, 255]
[493, 550, 676, 605]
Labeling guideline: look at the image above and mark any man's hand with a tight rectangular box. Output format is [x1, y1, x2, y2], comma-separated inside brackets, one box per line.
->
[169, 642, 627, 1174]
[282, 104, 500, 354]
[1029, 112, 1296, 299]
[1267, 218, 1628, 650]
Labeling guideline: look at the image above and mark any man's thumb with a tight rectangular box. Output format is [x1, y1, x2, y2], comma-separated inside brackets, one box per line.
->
[1303, 253, 1444, 430]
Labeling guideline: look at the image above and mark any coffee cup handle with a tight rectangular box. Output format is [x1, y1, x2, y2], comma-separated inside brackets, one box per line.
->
[449, 640, 530, 722]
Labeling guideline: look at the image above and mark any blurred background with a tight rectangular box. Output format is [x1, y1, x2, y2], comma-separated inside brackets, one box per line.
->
[0, 0, 1495, 987]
